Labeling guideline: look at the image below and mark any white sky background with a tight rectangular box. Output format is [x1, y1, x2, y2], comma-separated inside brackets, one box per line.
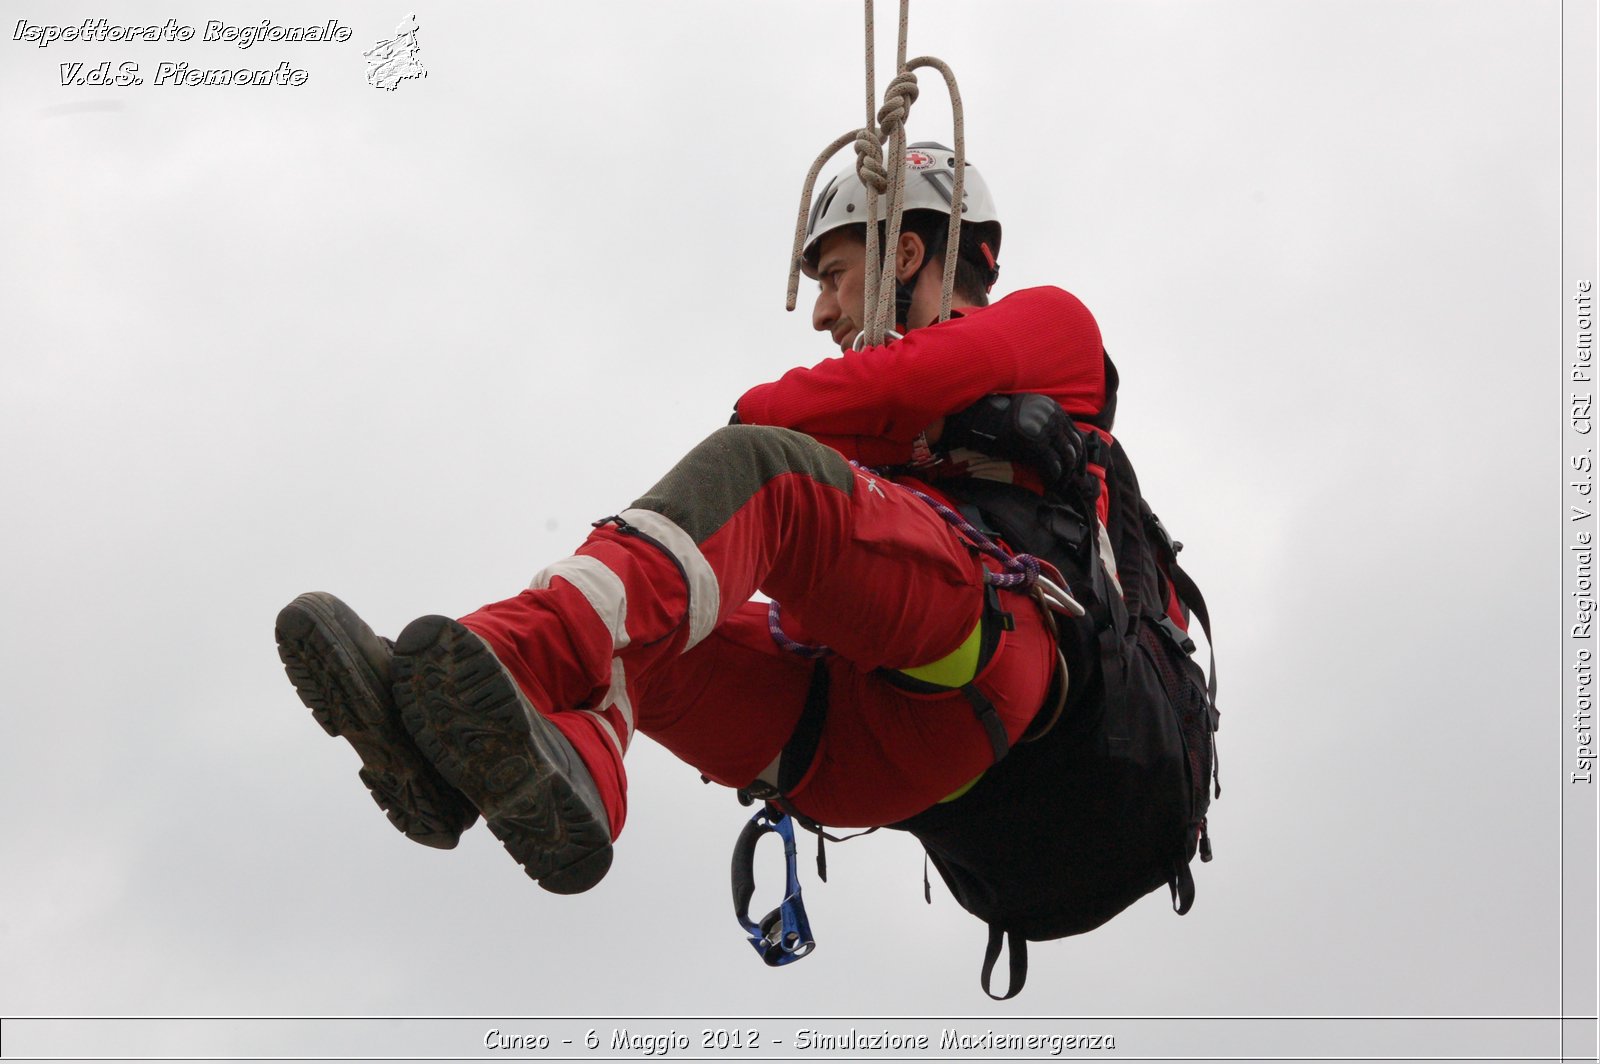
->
[0, 0, 1575, 1028]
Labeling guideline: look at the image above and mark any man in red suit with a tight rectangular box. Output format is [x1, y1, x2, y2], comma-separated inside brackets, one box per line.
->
[277, 143, 1111, 894]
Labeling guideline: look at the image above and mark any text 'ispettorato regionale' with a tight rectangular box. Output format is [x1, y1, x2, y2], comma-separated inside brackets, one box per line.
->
[13, 19, 353, 87]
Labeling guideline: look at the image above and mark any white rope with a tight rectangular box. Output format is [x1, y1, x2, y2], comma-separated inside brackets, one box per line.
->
[786, 128, 862, 313]
[785, 1, 972, 335]
[862, 1, 912, 344]
[907, 55, 965, 323]
[860, 0, 882, 340]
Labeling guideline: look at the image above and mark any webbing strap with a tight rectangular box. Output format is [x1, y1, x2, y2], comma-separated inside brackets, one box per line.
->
[980, 925, 1028, 1000]
[1167, 560, 1217, 705]
[779, 660, 832, 795]
[758, 594, 1010, 809]
[962, 683, 1009, 763]
[1169, 860, 1196, 915]
[1167, 558, 1220, 799]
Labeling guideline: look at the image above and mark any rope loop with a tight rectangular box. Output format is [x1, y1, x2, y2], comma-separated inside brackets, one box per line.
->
[905, 56, 967, 322]
[784, 1, 972, 330]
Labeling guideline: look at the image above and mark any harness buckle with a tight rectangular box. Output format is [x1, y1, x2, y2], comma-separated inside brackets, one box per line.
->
[1144, 509, 1182, 558]
[738, 779, 780, 804]
[1157, 614, 1197, 655]
[1080, 429, 1111, 469]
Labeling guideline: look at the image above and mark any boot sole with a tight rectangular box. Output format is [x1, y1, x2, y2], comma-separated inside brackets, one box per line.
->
[392, 615, 613, 894]
[275, 593, 477, 849]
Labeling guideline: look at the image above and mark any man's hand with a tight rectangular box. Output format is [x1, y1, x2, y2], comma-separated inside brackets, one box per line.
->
[939, 393, 1087, 494]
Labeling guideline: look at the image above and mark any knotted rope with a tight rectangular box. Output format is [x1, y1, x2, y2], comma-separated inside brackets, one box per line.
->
[784, 1, 972, 335]
[772, 2, 1006, 658]
[862, 69, 919, 343]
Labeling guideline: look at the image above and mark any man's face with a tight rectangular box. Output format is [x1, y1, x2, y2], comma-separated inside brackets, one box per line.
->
[809, 228, 870, 354]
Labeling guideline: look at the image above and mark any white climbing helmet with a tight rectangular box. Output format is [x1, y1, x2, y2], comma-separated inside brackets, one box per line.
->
[801, 141, 1001, 267]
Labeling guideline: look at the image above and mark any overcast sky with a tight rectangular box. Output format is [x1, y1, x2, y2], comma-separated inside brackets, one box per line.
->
[0, 0, 1588, 1047]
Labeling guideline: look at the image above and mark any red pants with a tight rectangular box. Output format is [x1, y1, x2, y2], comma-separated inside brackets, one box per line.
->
[459, 426, 1056, 835]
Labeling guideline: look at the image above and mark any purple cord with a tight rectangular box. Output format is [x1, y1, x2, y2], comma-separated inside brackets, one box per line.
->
[899, 486, 1044, 590]
[767, 464, 1046, 658]
[768, 600, 831, 659]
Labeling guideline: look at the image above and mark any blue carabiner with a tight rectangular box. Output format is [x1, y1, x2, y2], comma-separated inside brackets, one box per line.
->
[730, 807, 816, 966]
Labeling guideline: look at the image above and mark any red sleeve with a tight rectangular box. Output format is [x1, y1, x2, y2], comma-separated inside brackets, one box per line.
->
[805, 433, 920, 467]
[735, 286, 1106, 453]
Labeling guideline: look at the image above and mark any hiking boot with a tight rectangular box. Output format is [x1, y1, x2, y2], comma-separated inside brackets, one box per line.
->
[392, 614, 614, 894]
[275, 592, 479, 848]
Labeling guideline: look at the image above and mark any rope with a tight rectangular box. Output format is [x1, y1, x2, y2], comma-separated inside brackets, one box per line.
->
[859, 1, 913, 344]
[784, 1, 916, 325]
[860, 0, 882, 343]
[785, 130, 860, 313]
[899, 486, 1043, 590]
[783, 2, 973, 334]
[768, 600, 831, 659]
[906, 56, 966, 323]
[867, 70, 918, 342]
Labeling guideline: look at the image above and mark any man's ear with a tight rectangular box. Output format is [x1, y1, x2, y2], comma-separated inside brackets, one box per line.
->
[894, 231, 927, 284]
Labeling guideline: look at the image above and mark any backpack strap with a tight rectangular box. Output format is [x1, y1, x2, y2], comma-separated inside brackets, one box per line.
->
[980, 924, 1029, 1000]
[1169, 560, 1221, 799]
[1144, 511, 1222, 800]
[1167, 558, 1218, 707]
[1075, 350, 1119, 434]
[1169, 857, 1196, 915]
[1101, 437, 1158, 627]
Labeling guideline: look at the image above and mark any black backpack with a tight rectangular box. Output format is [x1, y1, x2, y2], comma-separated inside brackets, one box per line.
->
[889, 372, 1220, 1000]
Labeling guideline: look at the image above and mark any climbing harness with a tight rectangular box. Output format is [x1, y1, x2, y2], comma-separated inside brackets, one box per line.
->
[745, 470, 1081, 968]
[768, 462, 1084, 664]
[730, 806, 815, 966]
[900, 486, 1083, 618]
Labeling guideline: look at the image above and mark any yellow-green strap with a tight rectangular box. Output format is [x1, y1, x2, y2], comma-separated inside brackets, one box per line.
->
[939, 772, 984, 803]
[897, 618, 984, 688]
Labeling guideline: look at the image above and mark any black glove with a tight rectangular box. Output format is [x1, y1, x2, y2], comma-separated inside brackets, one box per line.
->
[940, 393, 1086, 494]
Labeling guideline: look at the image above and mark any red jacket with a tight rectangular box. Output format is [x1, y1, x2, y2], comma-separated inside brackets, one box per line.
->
[736, 285, 1110, 506]
[737, 283, 1194, 633]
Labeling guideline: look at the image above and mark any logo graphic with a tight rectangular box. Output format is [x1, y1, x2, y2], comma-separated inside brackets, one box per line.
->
[855, 472, 887, 498]
[365, 13, 426, 91]
[904, 149, 935, 169]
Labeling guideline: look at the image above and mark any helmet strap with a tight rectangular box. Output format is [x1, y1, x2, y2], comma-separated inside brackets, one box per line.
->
[896, 230, 947, 333]
[979, 242, 1000, 292]
[891, 230, 1002, 329]
[894, 276, 917, 333]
